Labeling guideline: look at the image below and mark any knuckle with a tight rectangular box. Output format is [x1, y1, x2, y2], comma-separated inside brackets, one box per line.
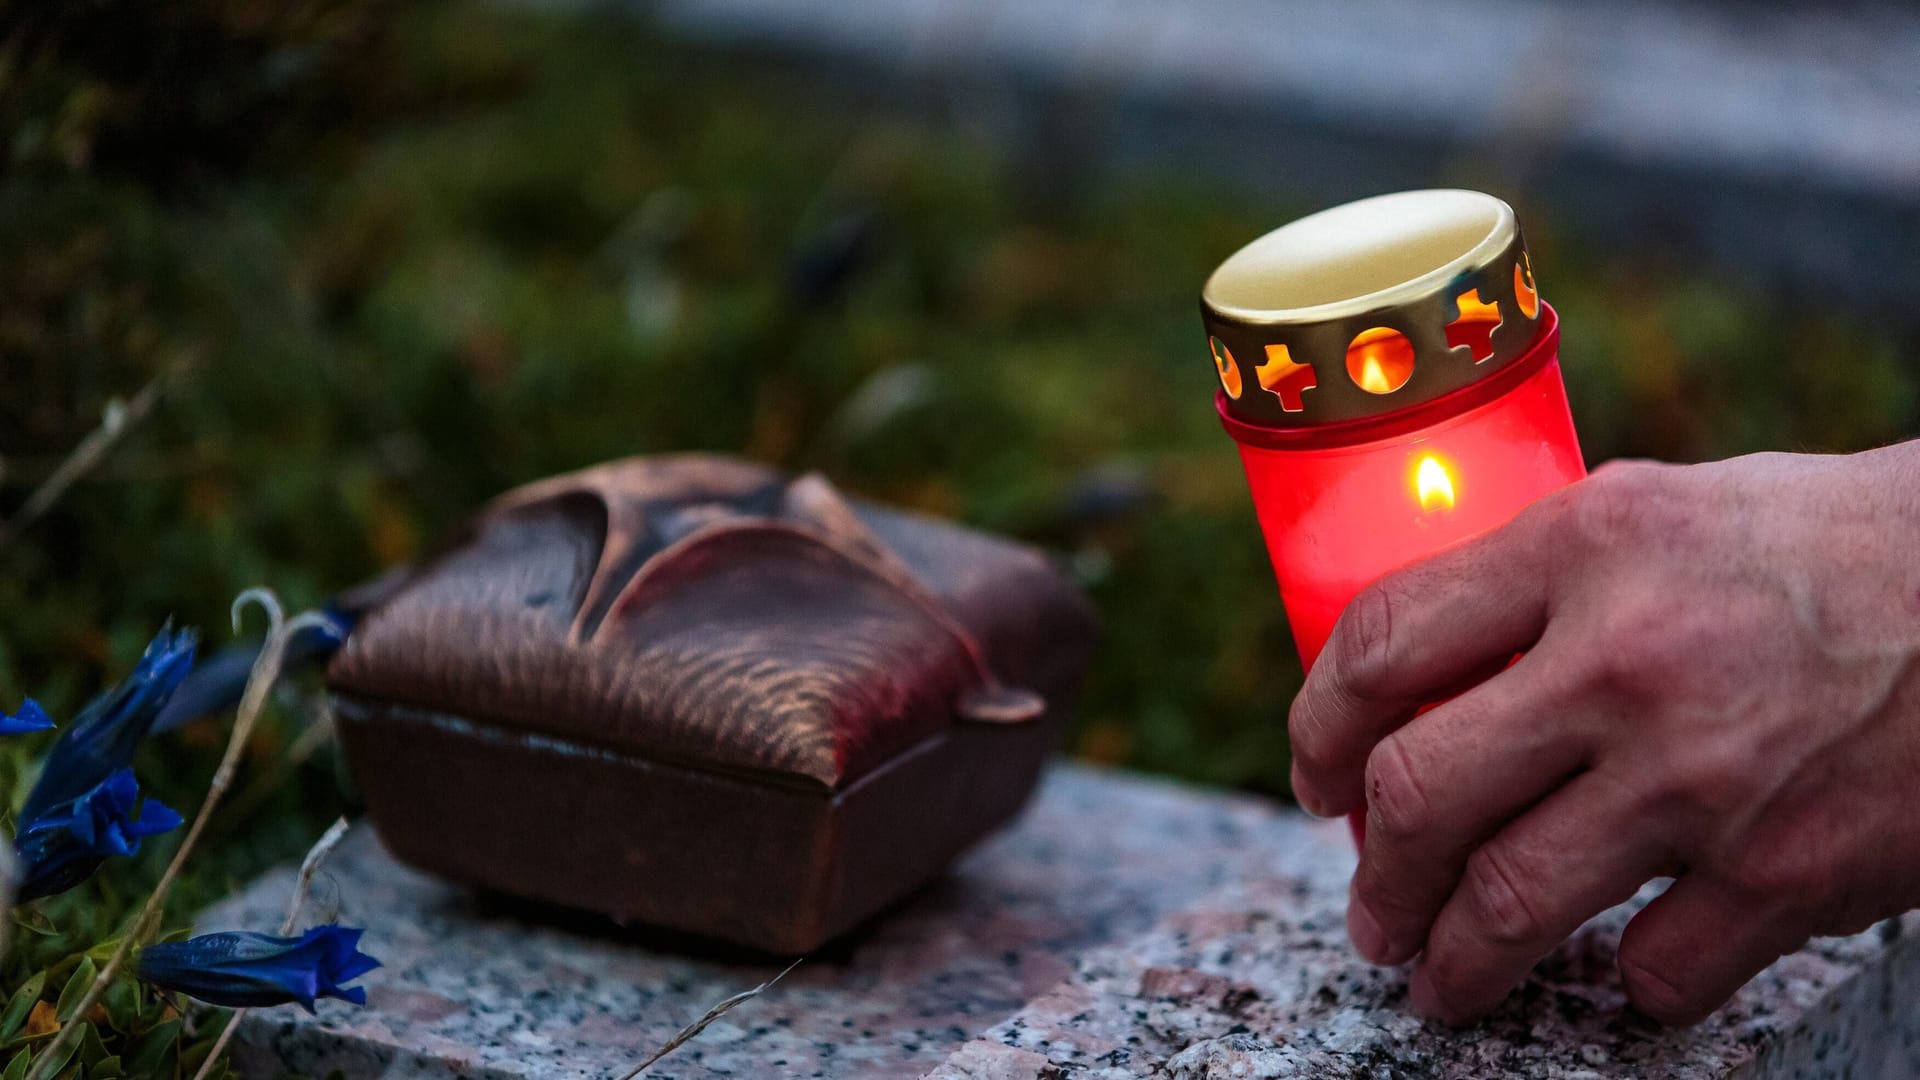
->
[1352, 858, 1421, 924]
[1330, 581, 1399, 695]
[1723, 847, 1823, 905]
[1643, 742, 1756, 824]
[1363, 737, 1433, 844]
[1575, 593, 1688, 702]
[1563, 461, 1679, 552]
[1459, 844, 1549, 946]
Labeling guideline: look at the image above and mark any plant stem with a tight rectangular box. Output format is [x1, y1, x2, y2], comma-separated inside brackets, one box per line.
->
[0, 368, 180, 553]
[189, 816, 352, 1080]
[25, 589, 320, 1080]
[614, 959, 802, 1080]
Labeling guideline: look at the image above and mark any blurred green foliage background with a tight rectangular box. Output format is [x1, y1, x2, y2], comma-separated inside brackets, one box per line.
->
[8, 0, 1918, 796]
[0, 3, 1916, 1068]
[9, 0, 1920, 787]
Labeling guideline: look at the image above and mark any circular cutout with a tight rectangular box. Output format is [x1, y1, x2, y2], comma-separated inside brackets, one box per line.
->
[1210, 337, 1243, 399]
[1346, 327, 1415, 395]
[1514, 255, 1540, 319]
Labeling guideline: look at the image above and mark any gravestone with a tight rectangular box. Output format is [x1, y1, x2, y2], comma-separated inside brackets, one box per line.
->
[200, 764, 1920, 1079]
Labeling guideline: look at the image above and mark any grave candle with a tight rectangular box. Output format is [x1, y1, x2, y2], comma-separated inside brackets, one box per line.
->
[1201, 190, 1587, 840]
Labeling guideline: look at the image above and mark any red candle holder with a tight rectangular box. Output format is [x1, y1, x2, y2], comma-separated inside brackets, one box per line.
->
[1201, 190, 1586, 840]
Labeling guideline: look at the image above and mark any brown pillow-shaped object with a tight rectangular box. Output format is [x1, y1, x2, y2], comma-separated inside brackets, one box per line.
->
[327, 455, 1097, 953]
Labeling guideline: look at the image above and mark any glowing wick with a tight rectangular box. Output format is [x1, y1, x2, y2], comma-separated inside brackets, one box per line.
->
[1358, 354, 1394, 395]
[1416, 455, 1456, 512]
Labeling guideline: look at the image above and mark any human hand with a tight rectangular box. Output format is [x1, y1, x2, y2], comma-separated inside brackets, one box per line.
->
[1288, 443, 1920, 1024]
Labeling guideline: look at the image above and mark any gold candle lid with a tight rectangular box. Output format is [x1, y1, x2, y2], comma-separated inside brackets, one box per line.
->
[1201, 189, 1543, 430]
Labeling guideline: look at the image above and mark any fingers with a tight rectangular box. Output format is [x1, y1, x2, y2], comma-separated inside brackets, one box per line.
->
[1615, 877, 1809, 1026]
[1408, 769, 1669, 1023]
[1347, 652, 1594, 966]
[1290, 509, 1556, 816]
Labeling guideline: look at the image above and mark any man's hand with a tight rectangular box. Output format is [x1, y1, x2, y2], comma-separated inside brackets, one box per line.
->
[1289, 443, 1920, 1025]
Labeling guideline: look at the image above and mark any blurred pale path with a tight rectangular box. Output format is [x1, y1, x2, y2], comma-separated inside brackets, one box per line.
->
[640, 0, 1920, 308]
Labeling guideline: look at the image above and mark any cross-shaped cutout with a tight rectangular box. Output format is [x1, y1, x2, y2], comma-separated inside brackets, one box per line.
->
[1256, 344, 1316, 413]
[1447, 288, 1502, 362]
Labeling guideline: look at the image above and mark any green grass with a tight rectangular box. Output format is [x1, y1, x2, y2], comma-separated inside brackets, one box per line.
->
[0, 2, 1915, 1073]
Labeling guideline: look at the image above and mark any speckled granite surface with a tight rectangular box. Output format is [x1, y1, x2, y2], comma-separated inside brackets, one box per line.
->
[929, 881, 1920, 1079]
[200, 764, 1919, 1079]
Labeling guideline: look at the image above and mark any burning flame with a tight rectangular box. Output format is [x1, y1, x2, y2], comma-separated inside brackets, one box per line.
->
[1416, 455, 1455, 512]
[1357, 354, 1393, 395]
[1347, 327, 1414, 395]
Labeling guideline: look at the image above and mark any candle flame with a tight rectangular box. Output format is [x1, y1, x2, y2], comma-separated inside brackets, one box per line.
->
[1357, 353, 1393, 395]
[1416, 455, 1455, 512]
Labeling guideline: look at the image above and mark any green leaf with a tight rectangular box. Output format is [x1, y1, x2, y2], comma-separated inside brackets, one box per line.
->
[75, 1023, 108, 1069]
[131, 990, 172, 1030]
[9, 913, 59, 940]
[54, 958, 95, 1023]
[177, 1032, 215, 1074]
[89, 1055, 121, 1080]
[0, 1049, 29, 1080]
[1, 1028, 52, 1053]
[125, 1018, 180, 1078]
[101, 977, 138, 1033]
[33, 1022, 81, 1078]
[0, 972, 48, 1044]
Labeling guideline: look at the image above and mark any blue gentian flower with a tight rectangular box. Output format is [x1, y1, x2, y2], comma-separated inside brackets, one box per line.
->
[21, 624, 197, 822]
[0, 700, 55, 736]
[153, 605, 351, 734]
[136, 924, 379, 1013]
[13, 768, 183, 900]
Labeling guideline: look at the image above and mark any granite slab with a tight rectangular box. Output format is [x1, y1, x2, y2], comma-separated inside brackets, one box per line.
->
[199, 764, 1920, 1079]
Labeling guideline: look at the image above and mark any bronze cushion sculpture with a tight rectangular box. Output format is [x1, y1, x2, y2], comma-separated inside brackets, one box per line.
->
[327, 455, 1097, 953]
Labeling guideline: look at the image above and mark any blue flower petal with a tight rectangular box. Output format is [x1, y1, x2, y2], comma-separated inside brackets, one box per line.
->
[153, 606, 352, 734]
[0, 700, 55, 736]
[130, 799, 184, 837]
[13, 768, 185, 900]
[22, 624, 197, 822]
[137, 924, 378, 1012]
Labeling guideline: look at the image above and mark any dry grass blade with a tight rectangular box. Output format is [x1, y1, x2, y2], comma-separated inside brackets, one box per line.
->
[189, 816, 354, 1080]
[614, 959, 802, 1080]
[25, 588, 318, 1080]
[279, 817, 353, 934]
[0, 368, 178, 552]
[0, 843, 18, 964]
[205, 700, 336, 846]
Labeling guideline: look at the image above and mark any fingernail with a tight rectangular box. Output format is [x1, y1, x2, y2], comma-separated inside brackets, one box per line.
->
[1408, 966, 1447, 1020]
[1348, 899, 1391, 964]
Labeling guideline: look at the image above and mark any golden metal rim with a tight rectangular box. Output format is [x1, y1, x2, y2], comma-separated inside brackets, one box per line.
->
[1199, 190, 1544, 430]
[1202, 189, 1517, 325]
